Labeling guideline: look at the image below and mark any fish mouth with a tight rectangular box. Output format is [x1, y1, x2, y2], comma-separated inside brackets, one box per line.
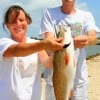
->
[63, 42, 71, 48]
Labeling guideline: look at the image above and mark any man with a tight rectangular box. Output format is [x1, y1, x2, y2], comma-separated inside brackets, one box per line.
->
[40, 0, 97, 99]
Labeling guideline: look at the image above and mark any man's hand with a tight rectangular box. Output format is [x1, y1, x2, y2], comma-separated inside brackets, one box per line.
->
[73, 35, 89, 48]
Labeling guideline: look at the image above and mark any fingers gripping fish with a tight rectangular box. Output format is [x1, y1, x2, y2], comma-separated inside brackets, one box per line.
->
[53, 26, 76, 100]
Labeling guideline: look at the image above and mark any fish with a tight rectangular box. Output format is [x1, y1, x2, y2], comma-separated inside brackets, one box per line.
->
[53, 26, 76, 100]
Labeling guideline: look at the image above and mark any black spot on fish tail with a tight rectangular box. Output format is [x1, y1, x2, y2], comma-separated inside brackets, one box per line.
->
[63, 42, 71, 48]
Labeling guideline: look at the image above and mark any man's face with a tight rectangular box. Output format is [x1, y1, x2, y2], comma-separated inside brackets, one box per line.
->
[62, 0, 75, 5]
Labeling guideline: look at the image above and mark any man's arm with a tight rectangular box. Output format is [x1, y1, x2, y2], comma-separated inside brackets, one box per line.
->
[87, 30, 97, 45]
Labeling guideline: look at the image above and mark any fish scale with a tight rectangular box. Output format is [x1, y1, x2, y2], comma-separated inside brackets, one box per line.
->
[53, 26, 76, 100]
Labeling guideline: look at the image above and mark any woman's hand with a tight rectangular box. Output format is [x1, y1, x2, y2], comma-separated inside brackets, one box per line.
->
[43, 38, 64, 52]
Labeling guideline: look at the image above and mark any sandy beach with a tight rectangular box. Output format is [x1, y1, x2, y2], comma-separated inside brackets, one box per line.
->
[87, 54, 100, 100]
[41, 54, 100, 100]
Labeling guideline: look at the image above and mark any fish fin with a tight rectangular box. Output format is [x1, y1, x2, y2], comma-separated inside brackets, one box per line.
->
[64, 52, 70, 65]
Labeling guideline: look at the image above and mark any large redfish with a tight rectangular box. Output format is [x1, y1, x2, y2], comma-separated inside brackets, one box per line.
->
[53, 26, 76, 100]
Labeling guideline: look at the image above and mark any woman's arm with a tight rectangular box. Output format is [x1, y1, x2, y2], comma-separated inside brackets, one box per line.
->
[3, 38, 63, 57]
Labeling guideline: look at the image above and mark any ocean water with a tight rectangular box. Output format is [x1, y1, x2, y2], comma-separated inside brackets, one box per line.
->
[86, 45, 100, 57]
[86, 33, 100, 57]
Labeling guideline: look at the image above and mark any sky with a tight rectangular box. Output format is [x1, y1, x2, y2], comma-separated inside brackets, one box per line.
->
[0, 0, 100, 37]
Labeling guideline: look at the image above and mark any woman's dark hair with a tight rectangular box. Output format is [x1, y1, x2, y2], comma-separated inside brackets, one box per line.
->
[3, 5, 32, 30]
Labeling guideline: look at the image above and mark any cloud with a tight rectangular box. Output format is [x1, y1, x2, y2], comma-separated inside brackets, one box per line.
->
[22, 0, 89, 14]
[0, 0, 88, 13]
[0, 1, 89, 24]
[76, 2, 89, 11]
[19, 0, 61, 13]
[0, 0, 90, 37]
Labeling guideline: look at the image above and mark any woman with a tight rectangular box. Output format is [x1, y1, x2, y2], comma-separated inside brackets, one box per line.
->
[0, 5, 64, 100]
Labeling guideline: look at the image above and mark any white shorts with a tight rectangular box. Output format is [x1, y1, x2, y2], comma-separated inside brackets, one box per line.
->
[71, 84, 88, 100]
[45, 83, 56, 100]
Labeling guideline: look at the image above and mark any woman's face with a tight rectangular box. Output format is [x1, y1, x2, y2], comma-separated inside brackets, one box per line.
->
[6, 10, 28, 42]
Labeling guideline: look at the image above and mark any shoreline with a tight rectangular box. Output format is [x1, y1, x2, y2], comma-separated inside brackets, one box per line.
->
[86, 53, 100, 60]
[87, 54, 100, 100]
